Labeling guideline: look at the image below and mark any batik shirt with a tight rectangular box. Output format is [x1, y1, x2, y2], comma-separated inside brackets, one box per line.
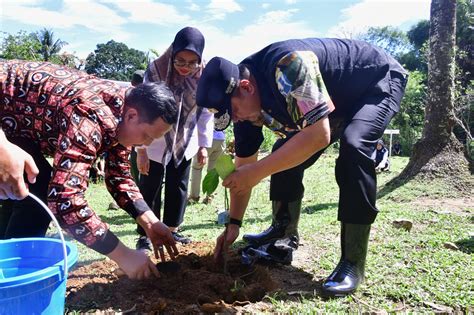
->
[255, 51, 334, 139]
[0, 60, 147, 254]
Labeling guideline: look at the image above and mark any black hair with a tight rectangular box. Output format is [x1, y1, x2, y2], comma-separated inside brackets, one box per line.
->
[131, 70, 145, 86]
[125, 82, 178, 125]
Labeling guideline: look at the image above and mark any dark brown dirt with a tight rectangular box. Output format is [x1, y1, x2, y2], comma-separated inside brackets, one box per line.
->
[66, 242, 285, 313]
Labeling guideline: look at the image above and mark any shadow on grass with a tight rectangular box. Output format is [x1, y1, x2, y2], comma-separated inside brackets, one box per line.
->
[455, 237, 473, 254]
[99, 214, 136, 226]
[181, 221, 222, 231]
[377, 175, 411, 199]
[112, 229, 141, 238]
[182, 214, 273, 232]
[304, 202, 338, 214]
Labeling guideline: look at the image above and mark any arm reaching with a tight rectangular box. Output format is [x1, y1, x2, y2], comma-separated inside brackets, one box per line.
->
[213, 153, 257, 261]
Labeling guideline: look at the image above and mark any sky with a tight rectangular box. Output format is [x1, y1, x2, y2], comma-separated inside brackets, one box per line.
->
[1, 0, 431, 63]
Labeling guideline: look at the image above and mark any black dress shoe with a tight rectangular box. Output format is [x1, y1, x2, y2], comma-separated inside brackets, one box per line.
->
[321, 259, 363, 297]
[172, 231, 191, 244]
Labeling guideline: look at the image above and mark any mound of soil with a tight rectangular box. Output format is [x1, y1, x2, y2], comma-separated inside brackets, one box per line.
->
[66, 242, 279, 313]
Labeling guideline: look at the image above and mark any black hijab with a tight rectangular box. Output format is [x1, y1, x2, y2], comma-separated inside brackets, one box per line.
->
[172, 27, 205, 62]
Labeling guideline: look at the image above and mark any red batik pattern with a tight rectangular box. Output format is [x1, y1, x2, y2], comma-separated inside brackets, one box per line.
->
[0, 60, 143, 252]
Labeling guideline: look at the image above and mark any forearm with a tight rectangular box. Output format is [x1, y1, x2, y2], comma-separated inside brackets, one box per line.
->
[105, 145, 150, 217]
[228, 154, 258, 220]
[229, 189, 252, 221]
[136, 210, 160, 231]
[197, 108, 214, 148]
[106, 240, 127, 262]
[252, 119, 330, 181]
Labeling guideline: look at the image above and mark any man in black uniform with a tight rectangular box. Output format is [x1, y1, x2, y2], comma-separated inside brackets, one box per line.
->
[196, 38, 407, 297]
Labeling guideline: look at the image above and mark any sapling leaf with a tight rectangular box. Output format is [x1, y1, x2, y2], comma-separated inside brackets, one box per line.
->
[202, 168, 219, 195]
[215, 154, 235, 179]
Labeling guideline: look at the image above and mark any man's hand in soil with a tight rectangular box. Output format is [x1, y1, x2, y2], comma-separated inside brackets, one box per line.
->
[0, 131, 39, 200]
[108, 241, 160, 280]
[214, 224, 240, 262]
[148, 221, 179, 261]
[137, 210, 179, 261]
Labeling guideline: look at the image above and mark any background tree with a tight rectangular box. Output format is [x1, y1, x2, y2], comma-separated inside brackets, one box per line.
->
[398, 0, 471, 187]
[52, 52, 85, 70]
[85, 40, 146, 81]
[388, 70, 427, 155]
[35, 28, 67, 61]
[359, 26, 411, 58]
[0, 31, 41, 60]
[452, 0, 473, 149]
[400, 20, 430, 72]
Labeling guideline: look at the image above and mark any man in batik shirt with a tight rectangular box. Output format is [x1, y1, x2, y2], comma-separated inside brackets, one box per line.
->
[0, 60, 179, 279]
[196, 38, 407, 297]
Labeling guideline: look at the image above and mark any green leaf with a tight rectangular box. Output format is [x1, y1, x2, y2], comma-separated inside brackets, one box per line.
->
[202, 168, 219, 195]
[215, 154, 235, 180]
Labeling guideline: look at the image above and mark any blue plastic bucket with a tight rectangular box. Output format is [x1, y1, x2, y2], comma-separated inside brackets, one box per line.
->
[0, 238, 78, 314]
[0, 194, 78, 314]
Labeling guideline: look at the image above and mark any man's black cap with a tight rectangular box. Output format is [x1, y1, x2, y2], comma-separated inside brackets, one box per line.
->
[196, 56, 239, 131]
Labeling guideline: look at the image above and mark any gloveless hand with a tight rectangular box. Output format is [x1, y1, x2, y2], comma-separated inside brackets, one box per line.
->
[222, 164, 261, 195]
[0, 138, 39, 200]
[197, 147, 208, 166]
[108, 242, 160, 280]
[147, 221, 179, 262]
[137, 211, 179, 261]
[213, 224, 240, 262]
[136, 149, 150, 175]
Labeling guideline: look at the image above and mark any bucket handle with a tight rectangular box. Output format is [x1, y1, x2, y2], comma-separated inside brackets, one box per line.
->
[28, 193, 68, 278]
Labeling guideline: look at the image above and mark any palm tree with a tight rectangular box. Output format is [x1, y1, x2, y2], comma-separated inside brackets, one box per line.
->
[36, 28, 68, 61]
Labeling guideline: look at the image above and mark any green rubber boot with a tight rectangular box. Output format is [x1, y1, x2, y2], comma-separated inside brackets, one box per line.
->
[243, 199, 302, 246]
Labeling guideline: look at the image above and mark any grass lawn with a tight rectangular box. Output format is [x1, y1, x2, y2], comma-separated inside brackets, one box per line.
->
[73, 153, 472, 313]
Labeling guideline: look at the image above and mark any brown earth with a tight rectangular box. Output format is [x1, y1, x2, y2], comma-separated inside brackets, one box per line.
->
[66, 242, 320, 314]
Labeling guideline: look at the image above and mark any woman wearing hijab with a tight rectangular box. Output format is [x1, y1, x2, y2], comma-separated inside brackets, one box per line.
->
[135, 27, 214, 250]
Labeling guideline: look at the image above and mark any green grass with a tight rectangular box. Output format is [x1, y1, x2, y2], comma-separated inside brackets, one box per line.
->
[75, 154, 473, 313]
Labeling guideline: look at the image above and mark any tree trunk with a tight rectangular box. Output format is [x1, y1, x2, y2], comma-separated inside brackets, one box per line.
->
[399, 0, 472, 184]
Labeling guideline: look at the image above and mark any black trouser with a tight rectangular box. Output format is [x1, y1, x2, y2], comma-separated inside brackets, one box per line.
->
[270, 71, 407, 224]
[137, 158, 191, 236]
[0, 138, 52, 239]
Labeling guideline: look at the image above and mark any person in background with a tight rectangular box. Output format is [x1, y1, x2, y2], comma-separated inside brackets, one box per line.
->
[392, 140, 402, 156]
[89, 155, 104, 184]
[0, 60, 179, 280]
[135, 26, 213, 250]
[373, 140, 390, 172]
[129, 70, 145, 184]
[188, 130, 226, 204]
[197, 37, 407, 297]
